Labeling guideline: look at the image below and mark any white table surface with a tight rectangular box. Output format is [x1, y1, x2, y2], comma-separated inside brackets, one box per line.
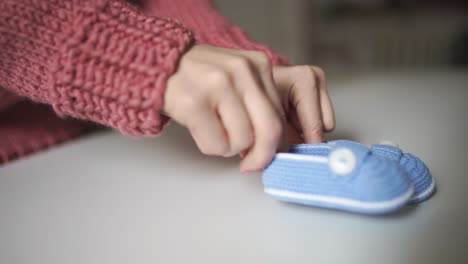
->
[1, 70, 467, 264]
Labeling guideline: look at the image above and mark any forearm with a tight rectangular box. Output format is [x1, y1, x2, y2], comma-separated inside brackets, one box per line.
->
[141, 0, 289, 65]
[0, 0, 193, 136]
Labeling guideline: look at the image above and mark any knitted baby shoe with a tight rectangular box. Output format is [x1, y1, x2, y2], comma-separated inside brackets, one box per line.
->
[263, 141, 414, 214]
[289, 140, 435, 203]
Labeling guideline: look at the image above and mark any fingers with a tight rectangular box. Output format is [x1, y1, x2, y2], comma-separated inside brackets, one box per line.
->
[274, 66, 323, 143]
[311, 66, 335, 132]
[228, 50, 286, 118]
[186, 71, 255, 158]
[212, 52, 285, 172]
[188, 106, 229, 156]
[240, 51, 288, 152]
[293, 75, 324, 143]
[183, 52, 284, 171]
[286, 107, 305, 144]
[216, 91, 253, 157]
[240, 86, 283, 173]
[273, 65, 336, 144]
[165, 44, 335, 173]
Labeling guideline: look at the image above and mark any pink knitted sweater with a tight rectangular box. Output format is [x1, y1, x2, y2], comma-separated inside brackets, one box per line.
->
[0, 0, 287, 165]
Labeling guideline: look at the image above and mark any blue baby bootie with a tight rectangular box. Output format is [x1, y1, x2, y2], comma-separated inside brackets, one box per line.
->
[290, 140, 435, 203]
[263, 141, 414, 214]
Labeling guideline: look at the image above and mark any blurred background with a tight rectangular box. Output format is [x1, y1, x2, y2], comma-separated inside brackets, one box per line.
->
[217, 0, 468, 72]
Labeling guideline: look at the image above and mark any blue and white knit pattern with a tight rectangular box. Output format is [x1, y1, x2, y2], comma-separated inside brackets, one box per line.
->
[289, 141, 436, 204]
[370, 144, 435, 203]
[263, 141, 415, 214]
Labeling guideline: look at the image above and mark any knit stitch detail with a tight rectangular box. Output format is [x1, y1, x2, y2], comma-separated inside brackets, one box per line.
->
[0, 0, 287, 164]
[50, 0, 193, 135]
[0, 0, 194, 136]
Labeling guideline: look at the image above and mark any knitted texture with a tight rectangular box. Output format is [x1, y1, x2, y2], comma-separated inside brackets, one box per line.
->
[0, 0, 286, 164]
[263, 141, 414, 214]
[289, 141, 436, 203]
[370, 144, 436, 203]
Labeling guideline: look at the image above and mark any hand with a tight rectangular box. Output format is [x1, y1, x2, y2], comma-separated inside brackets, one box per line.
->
[272, 65, 335, 144]
[164, 45, 287, 174]
[163, 44, 335, 173]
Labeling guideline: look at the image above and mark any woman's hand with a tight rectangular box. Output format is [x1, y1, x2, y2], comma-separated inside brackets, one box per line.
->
[272, 65, 335, 144]
[163, 44, 334, 173]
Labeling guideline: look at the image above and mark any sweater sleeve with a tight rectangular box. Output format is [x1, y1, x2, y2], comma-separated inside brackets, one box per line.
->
[141, 0, 289, 66]
[0, 0, 194, 136]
